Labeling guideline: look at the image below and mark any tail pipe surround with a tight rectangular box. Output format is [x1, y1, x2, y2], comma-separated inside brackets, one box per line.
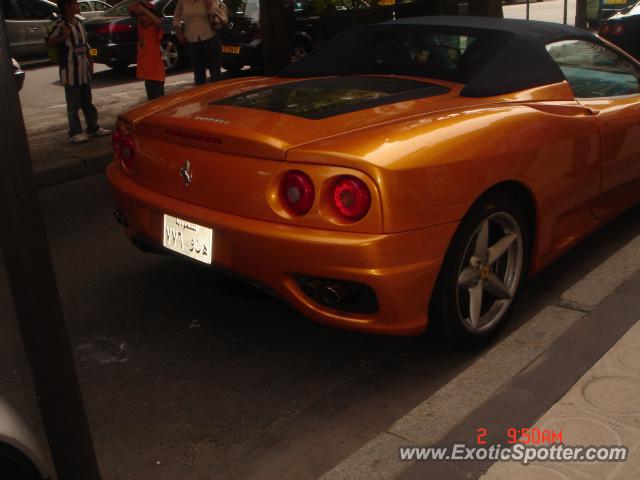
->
[294, 274, 379, 314]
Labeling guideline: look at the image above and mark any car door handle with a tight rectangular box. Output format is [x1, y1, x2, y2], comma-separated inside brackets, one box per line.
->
[27, 27, 40, 31]
[584, 107, 600, 116]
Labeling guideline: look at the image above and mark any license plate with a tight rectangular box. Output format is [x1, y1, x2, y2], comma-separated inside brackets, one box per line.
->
[222, 45, 241, 54]
[89, 48, 98, 56]
[162, 214, 213, 264]
[604, 0, 626, 4]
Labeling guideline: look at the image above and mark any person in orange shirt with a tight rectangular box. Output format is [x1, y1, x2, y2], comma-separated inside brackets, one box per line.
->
[129, 1, 165, 101]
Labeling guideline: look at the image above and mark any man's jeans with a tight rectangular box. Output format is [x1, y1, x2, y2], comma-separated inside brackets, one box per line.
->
[64, 83, 99, 137]
[187, 35, 222, 85]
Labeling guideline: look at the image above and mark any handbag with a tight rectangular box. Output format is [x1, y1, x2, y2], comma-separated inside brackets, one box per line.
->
[210, 0, 229, 31]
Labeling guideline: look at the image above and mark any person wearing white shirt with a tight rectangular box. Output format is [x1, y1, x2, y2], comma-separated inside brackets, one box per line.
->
[173, 0, 222, 84]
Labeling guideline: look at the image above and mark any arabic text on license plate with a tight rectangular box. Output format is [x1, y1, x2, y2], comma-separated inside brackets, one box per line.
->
[163, 214, 213, 264]
[222, 45, 241, 54]
[89, 48, 98, 56]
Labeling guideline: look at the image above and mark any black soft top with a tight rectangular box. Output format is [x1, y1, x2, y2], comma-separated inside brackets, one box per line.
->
[279, 16, 597, 97]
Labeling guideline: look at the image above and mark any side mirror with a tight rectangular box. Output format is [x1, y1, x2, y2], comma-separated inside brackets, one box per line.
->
[50, 12, 59, 20]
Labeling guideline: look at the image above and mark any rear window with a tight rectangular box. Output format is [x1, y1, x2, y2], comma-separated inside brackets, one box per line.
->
[369, 31, 477, 74]
[212, 75, 450, 119]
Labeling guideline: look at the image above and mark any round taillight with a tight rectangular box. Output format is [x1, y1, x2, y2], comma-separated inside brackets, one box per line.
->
[599, 23, 610, 35]
[120, 135, 135, 169]
[333, 176, 371, 221]
[280, 171, 315, 215]
[613, 24, 624, 35]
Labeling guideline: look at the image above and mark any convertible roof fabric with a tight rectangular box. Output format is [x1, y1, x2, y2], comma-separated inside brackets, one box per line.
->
[279, 16, 597, 97]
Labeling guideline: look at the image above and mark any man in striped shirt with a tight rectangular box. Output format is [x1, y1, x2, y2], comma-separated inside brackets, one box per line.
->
[45, 0, 110, 144]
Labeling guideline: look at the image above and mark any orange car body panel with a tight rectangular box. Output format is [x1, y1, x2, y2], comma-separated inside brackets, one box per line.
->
[108, 74, 640, 334]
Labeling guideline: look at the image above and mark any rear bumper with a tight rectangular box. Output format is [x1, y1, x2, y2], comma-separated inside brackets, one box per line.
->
[107, 162, 458, 335]
[221, 39, 262, 69]
[89, 42, 137, 65]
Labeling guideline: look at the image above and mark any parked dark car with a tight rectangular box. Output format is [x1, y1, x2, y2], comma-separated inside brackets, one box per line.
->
[85, 0, 183, 71]
[219, 0, 455, 72]
[599, 1, 640, 59]
[85, 0, 457, 72]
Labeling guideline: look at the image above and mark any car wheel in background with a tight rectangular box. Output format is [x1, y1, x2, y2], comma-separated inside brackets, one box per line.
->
[429, 193, 530, 345]
[161, 38, 181, 71]
[291, 42, 311, 63]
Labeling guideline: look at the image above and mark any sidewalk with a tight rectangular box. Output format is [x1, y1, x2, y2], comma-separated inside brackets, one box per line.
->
[30, 131, 113, 189]
[481, 319, 640, 480]
[319, 234, 640, 480]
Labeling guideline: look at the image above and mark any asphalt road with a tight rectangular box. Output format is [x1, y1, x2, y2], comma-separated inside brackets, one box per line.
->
[1, 174, 639, 480]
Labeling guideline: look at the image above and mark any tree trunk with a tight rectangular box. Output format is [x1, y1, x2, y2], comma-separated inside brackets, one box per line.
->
[260, 0, 292, 75]
[468, 0, 504, 17]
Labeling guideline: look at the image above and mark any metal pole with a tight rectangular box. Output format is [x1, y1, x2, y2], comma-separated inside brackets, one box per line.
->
[526, 0, 530, 20]
[564, 0, 568, 24]
[0, 6, 102, 480]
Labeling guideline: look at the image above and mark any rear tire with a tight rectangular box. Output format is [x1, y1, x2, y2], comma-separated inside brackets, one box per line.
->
[429, 193, 530, 346]
[291, 42, 311, 63]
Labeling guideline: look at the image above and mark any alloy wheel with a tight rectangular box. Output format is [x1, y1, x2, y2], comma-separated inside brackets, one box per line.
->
[455, 212, 524, 334]
[161, 40, 179, 70]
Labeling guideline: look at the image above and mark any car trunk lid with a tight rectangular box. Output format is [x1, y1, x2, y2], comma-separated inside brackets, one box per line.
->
[121, 76, 467, 224]
[132, 75, 459, 161]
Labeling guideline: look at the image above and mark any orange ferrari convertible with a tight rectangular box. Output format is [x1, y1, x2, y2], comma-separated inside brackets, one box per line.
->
[108, 17, 640, 342]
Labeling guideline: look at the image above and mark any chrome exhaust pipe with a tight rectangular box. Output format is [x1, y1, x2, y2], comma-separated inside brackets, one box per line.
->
[320, 284, 351, 305]
[302, 279, 325, 299]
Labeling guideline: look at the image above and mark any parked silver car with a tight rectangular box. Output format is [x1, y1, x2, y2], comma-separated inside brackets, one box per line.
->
[78, 0, 111, 17]
[3, 0, 58, 59]
[3, 0, 107, 60]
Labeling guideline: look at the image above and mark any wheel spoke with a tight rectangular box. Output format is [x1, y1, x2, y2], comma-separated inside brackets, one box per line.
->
[468, 281, 484, 329]
[458, 267, 479, 287]
[488, 233, 518, 266]
[473, 221, 489, 259]
[484, 273, 513, 300]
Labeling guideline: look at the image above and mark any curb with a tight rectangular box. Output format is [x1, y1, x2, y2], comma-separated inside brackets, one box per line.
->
[35, 152, 112, 189]
[319, 233, 640, 480]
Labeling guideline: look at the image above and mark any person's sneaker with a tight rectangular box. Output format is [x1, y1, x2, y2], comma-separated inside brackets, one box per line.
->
[70, 133, 88, 144]
[88, 127, 111, 137]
